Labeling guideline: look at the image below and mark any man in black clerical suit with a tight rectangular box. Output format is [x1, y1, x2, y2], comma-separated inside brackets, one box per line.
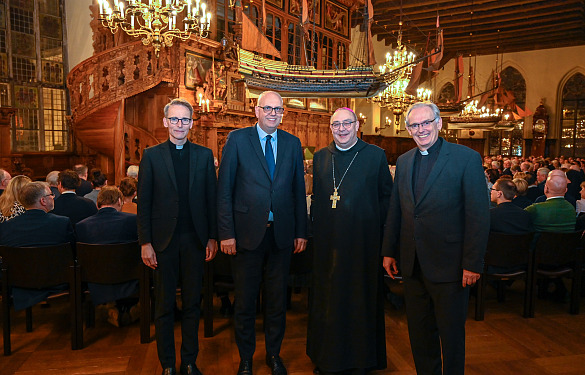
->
[0, 181, 74, 310]
[76, 186, 138, 326]
[307, 107, 391, 375]
[382, 102, 489, 375]
[217, 91, 307, 375]
[138, 98, 217, 375]
[52, 169, 97, 225]
[490, 178, 533, 234]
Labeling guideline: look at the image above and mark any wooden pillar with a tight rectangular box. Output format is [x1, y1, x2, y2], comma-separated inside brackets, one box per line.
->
[114, 99, 125, 185]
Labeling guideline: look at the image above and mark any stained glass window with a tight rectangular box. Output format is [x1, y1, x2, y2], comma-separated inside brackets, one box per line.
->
[561, 73, 585, 157]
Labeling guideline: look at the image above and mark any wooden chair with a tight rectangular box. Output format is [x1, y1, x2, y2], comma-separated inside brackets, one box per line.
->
[203, 251, 233, 338]
[475, 232, 534, 321]
[0, 243, 81, 355]
[75, 241, 151, 346]
[529, 231, 584, 317]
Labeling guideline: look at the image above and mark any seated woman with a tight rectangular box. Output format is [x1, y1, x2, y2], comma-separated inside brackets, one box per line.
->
[0, 175, 32, 223]
[84, 169, 107, 205]
[119, 177, 137, 214]
[512, 177, 533, 209]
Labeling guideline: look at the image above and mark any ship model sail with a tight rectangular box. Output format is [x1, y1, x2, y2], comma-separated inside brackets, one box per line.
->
[237, 1, 417, 98]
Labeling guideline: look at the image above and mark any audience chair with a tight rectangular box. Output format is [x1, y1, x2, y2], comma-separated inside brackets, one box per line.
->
[76, 241, 151, 346]
[203, 251, 234, 338]
[0, 243, 80, 355]
[475, 232, 534, 321]
[529, 231, 584, 317]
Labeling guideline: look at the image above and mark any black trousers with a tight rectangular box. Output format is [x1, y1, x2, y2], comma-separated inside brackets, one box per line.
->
[154, 229, 205, 369]
[403, 260, 470, 375]
[231, 225, 293, 360]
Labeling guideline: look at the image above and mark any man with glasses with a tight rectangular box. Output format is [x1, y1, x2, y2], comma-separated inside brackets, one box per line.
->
[382, 102, 489, 375]
[217, 91, 307, 375]
[138, 98, 218, 375]
[307, 107, 392, 375]
[0, 181, 74, 310]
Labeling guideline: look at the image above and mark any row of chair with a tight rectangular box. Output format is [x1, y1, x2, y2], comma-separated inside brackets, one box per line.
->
[475, 230, 584, 321]
[0, 241, 150, 356]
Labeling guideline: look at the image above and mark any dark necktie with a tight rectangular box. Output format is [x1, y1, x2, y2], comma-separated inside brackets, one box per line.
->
[265, 134, 275, 180]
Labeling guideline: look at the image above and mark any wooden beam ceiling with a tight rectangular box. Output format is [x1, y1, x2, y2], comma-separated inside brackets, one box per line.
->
[351, 0, 585, 56]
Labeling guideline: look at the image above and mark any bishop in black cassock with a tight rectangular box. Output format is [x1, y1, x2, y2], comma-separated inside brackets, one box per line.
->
[307, 108, 392, 374]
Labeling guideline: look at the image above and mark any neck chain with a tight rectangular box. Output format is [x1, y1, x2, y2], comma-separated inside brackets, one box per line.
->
[330, 151, 359, 209]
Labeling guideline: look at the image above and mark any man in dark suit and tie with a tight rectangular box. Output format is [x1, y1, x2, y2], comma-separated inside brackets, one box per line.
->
[52, 169, 98, 225]
[0, 181, 74, 310]
[217, 91, 307, 375]
[138, 98, 218, 375]
[382, 102, 489, 375]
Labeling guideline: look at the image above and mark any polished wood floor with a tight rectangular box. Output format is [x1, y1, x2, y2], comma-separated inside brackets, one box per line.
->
[1, 281, 585, 375]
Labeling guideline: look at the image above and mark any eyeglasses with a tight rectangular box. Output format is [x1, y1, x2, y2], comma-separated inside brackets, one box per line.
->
[257, 105, 285, 114]
[166, 117, 193, 125]
[44, 192, 55, 198]
[330, 120, 356, 130]
[490, 188, 499, 192]
[407, 118, 437, 131]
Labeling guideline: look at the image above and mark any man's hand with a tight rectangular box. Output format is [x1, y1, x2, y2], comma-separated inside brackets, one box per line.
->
[293, 238, 307, 254]
[141, 243, 157, 269]
[221, 238, 237, 255]
[383, 257, 399, 279]
[462, 269, 480, 287]
[206, 239, 218, 261]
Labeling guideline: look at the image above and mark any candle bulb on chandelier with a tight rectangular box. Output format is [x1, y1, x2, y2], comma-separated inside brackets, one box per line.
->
[206, 99, 210, 112]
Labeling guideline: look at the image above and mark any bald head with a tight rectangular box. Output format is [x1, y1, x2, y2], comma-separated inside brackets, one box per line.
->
[545, 174, 568, 198]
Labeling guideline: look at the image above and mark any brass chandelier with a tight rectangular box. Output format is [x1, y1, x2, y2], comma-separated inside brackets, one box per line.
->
[97, 0, 211, 56]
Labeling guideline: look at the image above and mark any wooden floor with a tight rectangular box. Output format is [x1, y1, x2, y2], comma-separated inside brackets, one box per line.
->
[1, 281, 585, 375]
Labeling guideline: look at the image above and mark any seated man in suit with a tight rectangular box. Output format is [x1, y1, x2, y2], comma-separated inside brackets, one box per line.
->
[52, 169, 98, 225]
[76, 186, 139, 327]
[0, 181, 75, 310]
[491, 178, 533, 234]
[74, 164, 93, 196]
[525, 172, 576, 233]
[532, 169, 577, 209]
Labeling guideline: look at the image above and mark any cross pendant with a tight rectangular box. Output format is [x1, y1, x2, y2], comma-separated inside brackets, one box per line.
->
[330, 188, 340, 208]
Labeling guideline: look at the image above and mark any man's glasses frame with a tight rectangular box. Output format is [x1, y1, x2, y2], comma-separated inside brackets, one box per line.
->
[330, 120, 356, 130]
[406, 117, 438, 131]
[257, 105, 285, 114]
[166, 117, 193, 125]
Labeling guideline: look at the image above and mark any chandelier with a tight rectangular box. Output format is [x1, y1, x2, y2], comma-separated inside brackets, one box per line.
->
[97, 0, 211, 56]
[448, 99, 507, 129]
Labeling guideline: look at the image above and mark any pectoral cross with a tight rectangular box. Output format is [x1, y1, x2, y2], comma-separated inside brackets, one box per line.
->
[330, 188, 340, 208]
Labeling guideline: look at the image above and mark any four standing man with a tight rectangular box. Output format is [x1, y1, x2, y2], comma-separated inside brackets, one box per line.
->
[139, 96, 488, 375]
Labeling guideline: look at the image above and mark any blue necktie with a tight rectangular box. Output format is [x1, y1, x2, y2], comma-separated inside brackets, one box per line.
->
[265, 135, 275, 180]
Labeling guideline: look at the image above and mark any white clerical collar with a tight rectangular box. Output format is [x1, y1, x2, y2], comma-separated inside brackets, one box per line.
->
[419, 149, 429, 155]
[335, 140, 358, 151]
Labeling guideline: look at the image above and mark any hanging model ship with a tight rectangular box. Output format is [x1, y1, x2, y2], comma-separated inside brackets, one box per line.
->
[236, 1, 432, 98]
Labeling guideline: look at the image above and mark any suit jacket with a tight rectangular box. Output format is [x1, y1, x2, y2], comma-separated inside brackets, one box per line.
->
[52, 192, 98, 225]
[137, 140, 217, 251]
[217, 125, 307, 250]
[382, 139, 490, 283]
[525, 197, 576, 232]
[490, 202, 533, 234]
[76, 179, 93, 196]
[0, 209, 74, 247]
[76, 207, 137, 244]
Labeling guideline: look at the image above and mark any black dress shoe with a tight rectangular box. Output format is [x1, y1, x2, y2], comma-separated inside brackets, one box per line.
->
[266, 355, 287, 375]
[237, 360, 253, 375]
[180, 363, 202, 375]
[162, 368, 177, 375]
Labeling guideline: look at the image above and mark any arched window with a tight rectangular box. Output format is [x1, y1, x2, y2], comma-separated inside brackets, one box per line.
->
[287, 22, 302, 65]
[337, 42, 347, 69]
[560, 73, 585, 157]
[437, 82, 456, 104]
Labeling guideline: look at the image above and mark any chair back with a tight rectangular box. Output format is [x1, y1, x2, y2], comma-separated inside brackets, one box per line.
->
[0, 243, 74, 288]
[484, 232, 534, 269]
[533, 231, 583, 266]
[76, 241, 142, 284]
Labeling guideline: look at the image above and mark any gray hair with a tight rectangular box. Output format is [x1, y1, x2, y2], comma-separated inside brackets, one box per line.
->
[405, 101, 441, 126]
[164, 98, 194, 118]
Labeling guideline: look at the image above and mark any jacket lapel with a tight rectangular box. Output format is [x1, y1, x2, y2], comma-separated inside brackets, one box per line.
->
[161, 140, 178, 192]
[416, 140, 450, 206]
[249, 125, 272, 180]
[403, 149, 416, 206]
[273, 129, 285, 181]
[188, 141, 198, 192]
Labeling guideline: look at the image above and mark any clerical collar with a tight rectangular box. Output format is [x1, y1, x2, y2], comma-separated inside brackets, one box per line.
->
[418, 137, 442, 156]
[335, 140, 358, 151]
[175, 144, 184, 150]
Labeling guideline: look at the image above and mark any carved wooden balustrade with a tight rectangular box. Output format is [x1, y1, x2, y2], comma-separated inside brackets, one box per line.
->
[67, 40, 175, 124]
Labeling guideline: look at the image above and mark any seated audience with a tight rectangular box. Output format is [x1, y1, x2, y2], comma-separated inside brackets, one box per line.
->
[0, 168, 11, 196]
[566, 164, 584, 201]
[525, 173, 576, 232]
[533, 169, 577, 207]
[52, 169, 98, 225]
[76, 186, 139, 327]
[576, 181, 585, 215]
[74, 164, 93, 196]
[490, 179, 533, 233]
[119, 177, 138, 214]
[527, 167, 549, 202]
[84, 168, 107, 204]
[0, 175, 31, 223]
[0, 181, 75, 310]
[46, 170, 61, 199]
[511, 178, 533, 209]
